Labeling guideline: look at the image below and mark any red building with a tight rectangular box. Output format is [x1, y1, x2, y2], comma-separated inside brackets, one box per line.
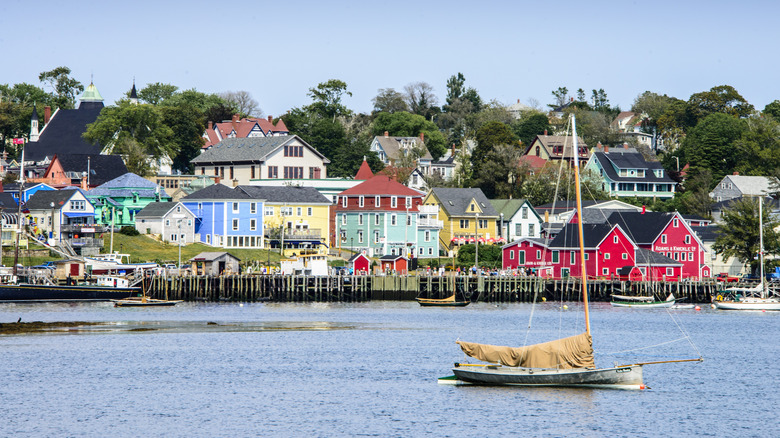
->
[379, 255, 408, 274]
[502, 237, 551, 272]
[607, 211, 711, 280]
[618, 248, 683, 282]
[348, 253, 371, 274]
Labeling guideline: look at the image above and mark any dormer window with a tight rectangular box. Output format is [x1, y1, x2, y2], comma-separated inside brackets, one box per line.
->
[391, 196, 397, 208]
[375, 196, 380, 207]
[359, 196, 364, 207]
[342, 196, 347, 208]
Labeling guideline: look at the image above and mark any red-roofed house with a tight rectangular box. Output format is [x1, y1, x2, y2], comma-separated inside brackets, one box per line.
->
[334, 175, 440, 258]
[202, 114, 289, 149]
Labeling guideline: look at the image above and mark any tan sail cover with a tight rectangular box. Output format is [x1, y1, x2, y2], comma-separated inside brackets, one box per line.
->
[456, 332, 594, 369]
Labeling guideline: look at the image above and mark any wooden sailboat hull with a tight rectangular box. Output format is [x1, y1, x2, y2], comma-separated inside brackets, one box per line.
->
[113, 297, 181, 307]
[416, 298, 470, 307]
[712, 299, 780, 311]
[610, 300, 675, 308]
[452, 364, 645, 390]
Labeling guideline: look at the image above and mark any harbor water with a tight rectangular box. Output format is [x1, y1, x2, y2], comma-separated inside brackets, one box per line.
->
[1, 301, 778, 437]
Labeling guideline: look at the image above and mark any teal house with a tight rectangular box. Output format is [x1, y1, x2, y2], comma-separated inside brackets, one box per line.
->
[585, 148, 675, 199]
[87, 173, 171, 227]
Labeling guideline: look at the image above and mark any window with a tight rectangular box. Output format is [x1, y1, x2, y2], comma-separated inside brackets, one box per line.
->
[613, 235, 618, 244]
[358, 214, 364, 225]
[251, 166, 255, 179]
[250, 203, 256, 214]
[229, 166, 234, 180]
[604, 253, 610, 260]
[529, 223, 535, 237]
[685, 235, 691, 244]
[250, 219, 256, 231]
[391, 214, 397, 226]
[374, 230, 380, 243]
[674, 252, 679, 261]
[515, 223, 522, 235]
[673, 218, 679, 227]
[509, 250, 515, 260]
[460, 219, 470, 229]
[405, 197, 412, 208]
[264, 206, 274, 216]
[375, 196, 380, 207]
[231, 202, 239, 212]
[69, 200, 86, 211]
[309, 167, 321, 179]
[552, 251, 559, 263]
[214, 166, 219, 176]
[341, 215, 347, 225]
[666, 267, 674, 276]
[602, 268, 609, 276]
[176, 206, 181, 213]
[197, 202, 202, 211]
[407, 215, 412, 226]
[359, 196, 364, 207]
[391, 197, 397, 208]
[419, 247, 424, 255]
[425, 230, 430, 242]
[689, 252, 694, 260]
[358, 230, 364, 243]
[281, 207, 293, 216]
[428, 248, 433, 255]
[570, 251, 576, 265]
[342, 196, 348, 208]
[307, 207, 313, 216]
[296, 207, 302, 216]
[536, 250, 541, 259]
[268, 166, 278, 178]
[165, 219, 170, 226]
[374, 214, 380, 225]
[518, 251, 525, 264]
[232, 219, 239, 230]
[284, 145, 303, 157]
[661, 234, 667, 244]
[681, 252, 686, 261]
[284, 166, 304, 179]
[622, 253, 628, 260]
[171, 233, 177, 242]
[522, 207, 528, 219]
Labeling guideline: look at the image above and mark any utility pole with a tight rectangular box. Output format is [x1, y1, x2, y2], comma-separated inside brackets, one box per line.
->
[475, 213, 479, 273]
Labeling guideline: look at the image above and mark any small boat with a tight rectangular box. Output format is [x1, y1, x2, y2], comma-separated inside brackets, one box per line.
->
[113, 296, 181, 307]
[416, 294, 470, 307]
[610, 294, 676, 308]
[713, 197, 780, 311]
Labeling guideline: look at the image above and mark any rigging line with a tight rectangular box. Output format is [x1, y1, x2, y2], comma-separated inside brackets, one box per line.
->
[664, 306, 704, 358]
[597, 337, 689, 355]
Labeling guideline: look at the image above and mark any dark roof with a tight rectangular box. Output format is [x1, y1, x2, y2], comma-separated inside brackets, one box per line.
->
[56, 154, 129, 186]
[548, 223, 616, 249]
[535, 200, 608, 213]
[634, 248, 681, 266]
[431, 188, 499, 217]
[25, 104, 105, 161]
[25, 188, 85, 210]
[605, 211, 674, 244]
[182, 183, 252, 200]
[237, 185, 330, 204]
[591, 151, 674, 184]
[379, 254, 406, 261]
[690, 225, 719, 242]
[0, 192, 18, 210]
[191, 135, 328, 164]
[135, 202, 191, 218]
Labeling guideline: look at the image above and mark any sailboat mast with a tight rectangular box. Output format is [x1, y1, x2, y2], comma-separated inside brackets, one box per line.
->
[13, 146, 25, 277]
[759, 196, 765, 298]
[571, 115, 590, 335]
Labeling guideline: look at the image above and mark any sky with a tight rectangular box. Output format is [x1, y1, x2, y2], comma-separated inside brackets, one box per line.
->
[2, 0, 779, 118]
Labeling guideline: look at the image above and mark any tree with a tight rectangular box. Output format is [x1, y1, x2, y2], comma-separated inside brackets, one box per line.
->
[162, 89, 226, 113]
[687, 85, 754, 123]
[403, 82, 438, 120]
[763, 100, 780, 121]
[474, 144, 526, 198]
[159, 104, 206, 173]
[678, 168, 714, 218]
[550, 87, 570, 108]
[204, 103, 237, 125]
[680, 112, 747, 183]
[371, 111, 447, 159]
[83, 102, 176, 161]
[445, 73, 466, 110]
[733, 115, 780, 176]
[512, 111, 551, 146]
[38, 66, 83, 109]
[307, 79, 352, 120]
[137, 82, 179, 105]
[113, 137, 153, 176]
[219, 90, 261, 117]
[472, 121, 517, 167]
[372, 88, 408, 114]
[713, 197, 780, 273]
[590, 89, 609, 110]
[456, 243, 502, 269]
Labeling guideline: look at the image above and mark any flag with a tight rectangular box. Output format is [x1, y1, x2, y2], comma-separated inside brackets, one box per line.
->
[13, 138, 25, 145]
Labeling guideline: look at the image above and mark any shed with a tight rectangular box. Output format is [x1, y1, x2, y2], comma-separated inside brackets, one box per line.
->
[348, 253, 371, 275]
[189, 251, 240, 276]
[54, 259, 86, 280]
[379, 254, 408, 275]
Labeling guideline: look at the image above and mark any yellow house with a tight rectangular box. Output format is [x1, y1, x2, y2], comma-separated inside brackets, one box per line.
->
[238, 186, 331, 256]
[423, 188, 499, 253]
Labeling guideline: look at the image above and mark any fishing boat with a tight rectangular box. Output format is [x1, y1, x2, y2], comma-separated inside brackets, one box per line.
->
[416, 294, 470, 307]
[713, 197, 780, 311]
[610, 293, 676, 308]
[447, 115, 701, 389]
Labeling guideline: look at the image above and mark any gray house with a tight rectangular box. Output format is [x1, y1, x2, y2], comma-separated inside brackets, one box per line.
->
[134, 202, 196, 244]
[189, 251, 240, 276]
[710, 174, 777, 203]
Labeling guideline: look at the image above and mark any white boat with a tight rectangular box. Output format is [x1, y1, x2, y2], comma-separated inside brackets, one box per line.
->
[713, 197, 780, 311]
[447, 115, 701, 389]
[611, 294, 677, 308]
[85, 252, 158, 273]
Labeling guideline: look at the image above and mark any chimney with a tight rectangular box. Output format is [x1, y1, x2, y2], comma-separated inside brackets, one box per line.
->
[232, 114, 239, 122]
[604, 144, 609, 153]
[44, 106, 51, 124]
[517, 99, 520, 103]
[233, 179, 239, 188]
[570, 97, 574, 102]
[642, 205, 646, 214]
[215, 176, 221, 185]
[544, 211, 549, 223]
[419, 133, 424, 142]
[81, 175, 88, 190]
[452, 144, 456, 156]
[543, 129, 548, 135]
[268, 115, 273, 123]
[208, 121, 213, 130]
[384, 131, 389, 138]
[733, 171, 739, 176]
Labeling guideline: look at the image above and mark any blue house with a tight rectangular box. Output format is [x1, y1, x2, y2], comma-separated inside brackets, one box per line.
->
[3, 182, 56, 204]
[181, 183, 265, 249]
[585, 148, 675, 199]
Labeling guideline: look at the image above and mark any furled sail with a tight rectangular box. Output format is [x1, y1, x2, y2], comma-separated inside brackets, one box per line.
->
[456, 332, 594, 369]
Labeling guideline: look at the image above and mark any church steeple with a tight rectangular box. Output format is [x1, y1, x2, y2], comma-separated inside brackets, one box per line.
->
[30, 104, 40, 142]
[129, 79, 138, 105]
[78, 81, 104, 109]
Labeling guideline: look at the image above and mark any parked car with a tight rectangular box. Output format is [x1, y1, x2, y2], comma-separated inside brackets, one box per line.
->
[31, 261, 56, 270]
[767, 267, 780, 282]
[715, 273, 739, 283]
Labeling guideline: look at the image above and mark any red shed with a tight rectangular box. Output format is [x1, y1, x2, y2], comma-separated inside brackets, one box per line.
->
[379, 254, 408, 275]
[348, 253, 371, 275]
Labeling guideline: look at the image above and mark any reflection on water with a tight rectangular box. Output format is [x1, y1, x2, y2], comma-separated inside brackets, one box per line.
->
[0, 301, 778, 437]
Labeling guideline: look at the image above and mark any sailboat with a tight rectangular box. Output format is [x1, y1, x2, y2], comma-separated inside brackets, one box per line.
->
[713, 197, 780, 311]
[446, 115, 701, 389]
[416, 294, 470, 307]
[610, 293, 677, 308]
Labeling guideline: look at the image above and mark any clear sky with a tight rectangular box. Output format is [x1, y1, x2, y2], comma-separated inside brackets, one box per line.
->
[2, 0, 778, 117]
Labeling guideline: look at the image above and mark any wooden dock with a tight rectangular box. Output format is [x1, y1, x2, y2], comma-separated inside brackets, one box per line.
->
[146, 274, 720, 304]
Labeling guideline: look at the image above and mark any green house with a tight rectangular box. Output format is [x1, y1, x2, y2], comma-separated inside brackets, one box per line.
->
[87, 173, 171, 227]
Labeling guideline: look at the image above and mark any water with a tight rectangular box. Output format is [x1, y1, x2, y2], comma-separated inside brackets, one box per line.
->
[1, 301, 778, 437]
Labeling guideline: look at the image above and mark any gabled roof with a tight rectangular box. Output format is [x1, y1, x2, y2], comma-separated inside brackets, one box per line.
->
[0, 192, 18, 210]
[135, 202, 192, 218]
[525, 135, 589, 159]
[690, 225, 719, 242]
[719, 175, 777, 196]
[237, 185, 330, 204]
[340, 175, 423, 197]
[502, 236, 549, 249]
[348, 253, 370, 262]
[605, 211, 675, 244]
[590, 151, 673, 184]
[25, 105, 105, 161]
[191, 135, 328, 165]
[490, 199, 539, 220]
[87, 172, 169, 198]
[56, 154, 129, 186]
[182, 183, 252, 201]
[26, 188, 86, 210]
[634, 248, 682, 266]
[203, 116, 290, 148]
[373, 134, 433, 161]
[379, 254, 407, 261]
[189, 251, 240, 262]
[354, 159, 374, 180]
[430, 188, 498, 217]
[548, 223, 622, 249]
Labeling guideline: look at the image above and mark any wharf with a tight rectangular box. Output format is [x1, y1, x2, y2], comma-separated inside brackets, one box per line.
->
[146, 275, 719, 304]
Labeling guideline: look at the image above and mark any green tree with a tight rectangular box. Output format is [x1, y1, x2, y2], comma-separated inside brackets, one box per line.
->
[83, 102, 176, 161]
[403, 82, 439, 120]
[680, 113, 747, 183]
[687, 85, 754, 122]
[512, 111, 551, 146]
[456, 243, 502, 269]
[550, 87, 570, 108]
[474, 144, 528, 199]
[763, 100, 780, 121]
[159, 104, 206, 173]
[113, 137, 153, 176]
[678, 168, 714, 218]
[38, 66, 83, 109]
[472, 121, 517, 167]
[137, 82, 179, 105]
[371, 111, 447, 159]
[162, 89, 226, 113]
[307, 79, 352, 120]
[372, 88, 408, 114]
[713, 197, 780, 273]
[733, 115, 780, 175]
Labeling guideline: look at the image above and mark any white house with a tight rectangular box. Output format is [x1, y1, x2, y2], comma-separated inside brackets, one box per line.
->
[490, 199, 544, 241]
[134, 202, 196, 244]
